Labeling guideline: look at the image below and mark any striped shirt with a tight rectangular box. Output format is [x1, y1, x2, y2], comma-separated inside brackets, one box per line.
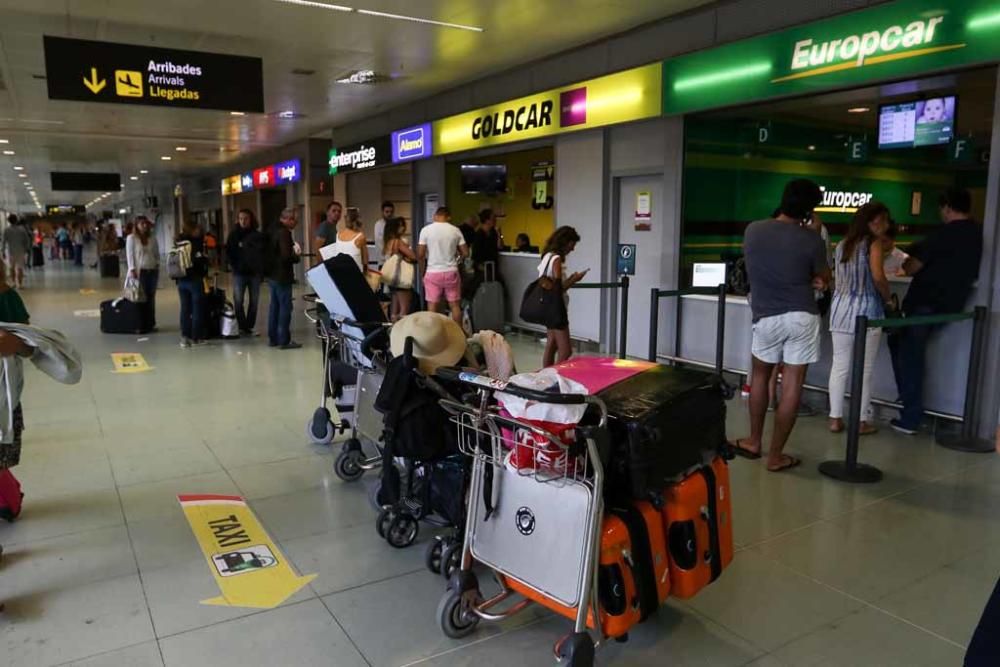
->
[829, 240, 883, 333]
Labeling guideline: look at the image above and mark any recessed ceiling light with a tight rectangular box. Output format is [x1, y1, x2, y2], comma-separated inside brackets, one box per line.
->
[848, 107, 871, 113]
[12, 166, 23, 170]
[17, 173, 26, 178]
[2, 150, 13, 155]
[274, 0, 352, 12]
[130, 176, 139, 180]
[336, 70, 382, 84]
[161, 156, 172, 160]
[808, 145, 816, 151]
[277, 110, 298, 118]
[139, 169, 148, 174]
[229, 111, 245, 116]
[175, 146, 187, 151]
[356, 8, 483, 32]
[0, 139, 7, 144]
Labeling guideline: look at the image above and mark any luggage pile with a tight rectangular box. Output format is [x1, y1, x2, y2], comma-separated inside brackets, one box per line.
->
[429, 357, 734, 667]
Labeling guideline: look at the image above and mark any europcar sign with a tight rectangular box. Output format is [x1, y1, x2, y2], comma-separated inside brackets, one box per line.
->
[663, 0, 1000, 114]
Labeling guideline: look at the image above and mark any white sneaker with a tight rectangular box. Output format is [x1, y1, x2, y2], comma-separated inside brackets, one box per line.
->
[180, 338, 192, 348]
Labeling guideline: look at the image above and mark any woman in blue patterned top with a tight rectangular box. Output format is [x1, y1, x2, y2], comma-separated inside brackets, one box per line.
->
[828, 202, 893, 435]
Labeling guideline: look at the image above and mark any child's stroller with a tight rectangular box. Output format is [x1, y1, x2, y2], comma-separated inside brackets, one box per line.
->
[371, 338, 469, 559]
[305, 254, 391, 482]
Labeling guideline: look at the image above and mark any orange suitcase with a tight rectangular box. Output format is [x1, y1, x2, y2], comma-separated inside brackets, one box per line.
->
[505, 502, 667, 639]
[661, 457, 734, 599]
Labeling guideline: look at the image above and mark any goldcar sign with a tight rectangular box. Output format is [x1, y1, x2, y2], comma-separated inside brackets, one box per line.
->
[434, 63, 662, 155]
[663, 0, 1000, 114]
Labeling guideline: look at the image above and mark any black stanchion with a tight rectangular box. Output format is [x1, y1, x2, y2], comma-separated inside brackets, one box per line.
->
[648, 287, 660, 363]
[715, 283, 726, 377]
[937, 305, 993, 453]
[619, 275, 630, 360]
[819, 315, 884, 483]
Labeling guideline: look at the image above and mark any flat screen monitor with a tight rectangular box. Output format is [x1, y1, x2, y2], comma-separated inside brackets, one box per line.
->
[692, 262, 727, 288]
[460, 164, 507, 194]
[878, 96, 956, 149]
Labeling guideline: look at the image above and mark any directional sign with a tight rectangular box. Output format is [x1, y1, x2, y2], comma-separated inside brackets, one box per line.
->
[43, 36, 264, 113]
[617, 244, 636, 276]
[179, 494, 316, 608]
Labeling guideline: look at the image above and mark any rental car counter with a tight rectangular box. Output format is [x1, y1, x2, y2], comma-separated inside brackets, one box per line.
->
[674, 277, 973, 417]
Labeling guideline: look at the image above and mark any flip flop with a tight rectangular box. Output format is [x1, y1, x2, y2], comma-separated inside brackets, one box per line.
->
[729, 439, 762, 460]
[767, 455, 802, 473]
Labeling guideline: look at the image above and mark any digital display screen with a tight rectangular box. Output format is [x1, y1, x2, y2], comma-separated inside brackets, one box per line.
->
[878, 96, 956, 150]
[692, 262, 727, 288]
[460, 164, 508, 194]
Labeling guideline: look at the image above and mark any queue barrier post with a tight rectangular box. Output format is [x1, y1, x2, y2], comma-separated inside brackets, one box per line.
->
[571, 276, 630, 358]
[818, 315, 884, 484]
[937, 305, 993, 453]
[647, 285, 730, 394]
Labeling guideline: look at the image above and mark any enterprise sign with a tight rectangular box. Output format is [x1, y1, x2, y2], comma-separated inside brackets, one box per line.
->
[392, 123, 432, 163]
[433, 63, 662, 155]
[329, 136, 391, 174]
[43, 36, 264, 113]
[221, 159, 300, 195]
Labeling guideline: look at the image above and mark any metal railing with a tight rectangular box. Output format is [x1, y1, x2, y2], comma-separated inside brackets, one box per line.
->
[571, 275, 630, 359]
[819, 306, 990, 484]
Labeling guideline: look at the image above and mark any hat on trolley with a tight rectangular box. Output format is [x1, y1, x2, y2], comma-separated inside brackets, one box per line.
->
[390, 311, 467, 374]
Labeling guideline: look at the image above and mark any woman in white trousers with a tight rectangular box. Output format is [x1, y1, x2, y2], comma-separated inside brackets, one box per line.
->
[828, 202, 893, 435]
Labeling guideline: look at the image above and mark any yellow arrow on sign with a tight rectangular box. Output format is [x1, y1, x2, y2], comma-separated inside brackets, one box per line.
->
[179, 494, 316, 609]
[83, 67, 106, 94]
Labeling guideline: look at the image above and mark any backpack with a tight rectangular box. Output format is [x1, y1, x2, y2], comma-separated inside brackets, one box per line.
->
[727, 257, 750, 296]
[167, 241, 192, 279]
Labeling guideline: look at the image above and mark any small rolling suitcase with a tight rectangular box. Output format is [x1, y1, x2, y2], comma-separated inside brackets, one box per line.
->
[598, 364, 729, 500]
[0, 468, 24, 522]
[32, 246, 44, 267]
[661, 456, 734, 599]
[100, 254, 120, 278]
[203, 282, 226, 339]
[470, 262, 505, 333]
[100, 298, 149, 334]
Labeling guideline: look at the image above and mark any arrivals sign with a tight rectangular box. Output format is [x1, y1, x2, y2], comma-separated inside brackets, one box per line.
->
[328, 136, 391, 174]
[433, 63, 662, 155]
[663, 0, 1000, 114]
[43, 36, 264, 113]
[221, 159, 300, 195]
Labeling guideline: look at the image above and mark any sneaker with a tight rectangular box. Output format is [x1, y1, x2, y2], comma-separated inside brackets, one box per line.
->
[191, 339, 209, 347]
[280, 341, 302, 350]
[180, 338, 192, 348]
[890, 419, 918, 435]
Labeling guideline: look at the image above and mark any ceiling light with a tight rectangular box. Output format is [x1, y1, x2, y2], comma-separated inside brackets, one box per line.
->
[356, 8, 484, 31]
[17, 173, 26, 178]
[229, 111, 245, 116]
[0, 139, 7, 144]
[130, 176, 139, 180]
[161, 156, 172, 160]
[139, 169, 148, 174]
[12, 166, 23, 170]
[274, 0, 353, 12]
[2, 150, 13, 155]
[847, 107, 871, 113]
[19, 119, 63, 125]
[175, 146, 188, 151]
[277, 110, 297, 118]
[808, 145, 816, 151]
[336, 70, 382, 84]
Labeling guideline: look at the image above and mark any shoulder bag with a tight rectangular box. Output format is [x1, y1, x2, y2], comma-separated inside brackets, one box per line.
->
[519, 254, 566, 328]
[380, 242, 415, 290]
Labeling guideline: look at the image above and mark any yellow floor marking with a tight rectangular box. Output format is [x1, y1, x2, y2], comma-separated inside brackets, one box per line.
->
[178, 494, 316, 609]
[110, 352, 153, 373]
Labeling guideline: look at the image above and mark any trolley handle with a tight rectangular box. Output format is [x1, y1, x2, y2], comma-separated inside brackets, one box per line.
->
[304, 307, 320, 324]
[435, 367, 587, 405]
[360, 325, 389, 360]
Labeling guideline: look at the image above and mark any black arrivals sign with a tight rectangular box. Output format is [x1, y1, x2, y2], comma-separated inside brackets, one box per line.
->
[43, 36, 264, 113]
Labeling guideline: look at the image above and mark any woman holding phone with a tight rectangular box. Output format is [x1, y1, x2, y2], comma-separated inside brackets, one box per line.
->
[538, 226, 587, 366]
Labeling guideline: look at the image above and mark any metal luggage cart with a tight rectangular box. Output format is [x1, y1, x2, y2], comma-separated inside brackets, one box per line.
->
[304, 295, 388, 482]
[434, 369, 609, 667]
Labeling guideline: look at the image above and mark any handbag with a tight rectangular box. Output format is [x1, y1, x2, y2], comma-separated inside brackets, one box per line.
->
[123, 274, 146, 303]
[380, 253, 415, 289]
[519, 254, 565, 328]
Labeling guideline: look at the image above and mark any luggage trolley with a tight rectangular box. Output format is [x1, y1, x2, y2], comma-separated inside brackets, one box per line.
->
[434, 369, 610, 667]
[303, 295, 389, 482]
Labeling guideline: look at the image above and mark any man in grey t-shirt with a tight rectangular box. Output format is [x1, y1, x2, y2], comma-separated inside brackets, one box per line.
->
[732, 179, 830, 472]
[313, 201, 342, 265]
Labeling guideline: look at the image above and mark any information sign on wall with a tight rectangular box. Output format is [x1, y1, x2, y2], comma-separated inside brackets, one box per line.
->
[43, 36, 264, 112]
[391, 123, 433, 163]
[328, 136, 392, 174]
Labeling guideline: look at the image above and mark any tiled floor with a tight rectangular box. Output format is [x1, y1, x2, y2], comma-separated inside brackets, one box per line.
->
[0, 259, 995, 666]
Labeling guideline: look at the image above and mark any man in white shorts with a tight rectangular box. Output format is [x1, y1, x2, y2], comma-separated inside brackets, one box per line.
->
[732, 179, 829, 472]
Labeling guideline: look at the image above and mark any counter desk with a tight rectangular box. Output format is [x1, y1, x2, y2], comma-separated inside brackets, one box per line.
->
[672, 278, 972, 418]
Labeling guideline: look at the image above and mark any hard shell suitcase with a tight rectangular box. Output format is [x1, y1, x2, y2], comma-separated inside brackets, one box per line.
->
[32, 246, 45, 267]
[661, 456, 734, 599]
[470, 262, 505, 333]
[100, 298, 149, 334]
[0, 468, 24, 521]
[552, 356, 655, 394]
[100, 254, 120, 278]
[598, 364, 729, 500]
[204, 286, 226, 339]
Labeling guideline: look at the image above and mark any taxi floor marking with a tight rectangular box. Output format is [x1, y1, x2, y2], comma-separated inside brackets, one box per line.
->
[178, 493, 316, 609]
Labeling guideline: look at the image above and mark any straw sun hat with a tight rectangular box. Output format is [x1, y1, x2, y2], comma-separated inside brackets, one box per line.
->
[389, 311, 467, 373]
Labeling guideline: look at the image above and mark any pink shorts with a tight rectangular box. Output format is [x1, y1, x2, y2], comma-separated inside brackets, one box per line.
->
[423, 269, 461, 303]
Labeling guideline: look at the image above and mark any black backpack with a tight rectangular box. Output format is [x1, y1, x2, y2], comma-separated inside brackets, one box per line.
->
[727, 257, 750, 296]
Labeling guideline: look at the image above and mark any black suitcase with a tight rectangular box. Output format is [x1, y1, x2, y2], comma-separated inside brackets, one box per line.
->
[32, 246, 44, 267]
[100, 298, 149, 334]
[100, 254, 120, 278]
[204, 287, 225, 339]
[598, 365, 729, 501]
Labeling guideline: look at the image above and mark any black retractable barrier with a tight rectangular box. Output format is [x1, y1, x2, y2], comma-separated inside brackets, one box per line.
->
[648, 283, 730, 395]
[936, 306, 992, 453]
[819, 307, 986, 484]
[572, 275, 630, 359]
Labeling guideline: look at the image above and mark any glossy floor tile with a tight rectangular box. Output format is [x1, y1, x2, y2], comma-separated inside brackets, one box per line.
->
[0, 264, 994, 665]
